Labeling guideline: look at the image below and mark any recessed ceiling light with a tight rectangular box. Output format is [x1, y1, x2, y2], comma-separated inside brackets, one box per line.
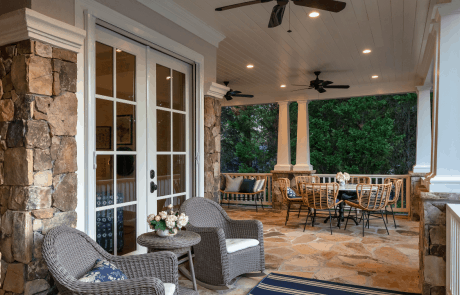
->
[309, 11, 320, 17]
[280, 85, 286, 88]
[363, 49, 372, 54]
[247, 64, 254, 69]
[116, 48, 122, 53]
[372, 75, 378, 79]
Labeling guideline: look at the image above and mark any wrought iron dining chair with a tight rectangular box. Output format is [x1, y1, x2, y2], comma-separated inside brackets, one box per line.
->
[294, 176, 321, 218]
[344, 183, 392, 236]
[278, 178, 307, 225]
[299, 183, 341, 235]
[384, 178, 403, 228]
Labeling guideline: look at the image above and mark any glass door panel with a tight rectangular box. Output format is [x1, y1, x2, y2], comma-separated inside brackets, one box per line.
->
[94, 26, 147, 256]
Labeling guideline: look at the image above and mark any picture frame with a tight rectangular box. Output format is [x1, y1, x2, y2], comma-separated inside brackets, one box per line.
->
[117, 115, 133, 145]
[96, 126, 112, 150]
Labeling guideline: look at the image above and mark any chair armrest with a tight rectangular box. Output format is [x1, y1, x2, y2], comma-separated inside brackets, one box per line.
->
[64, 276, 166, 295]
[110, 251, 178, 286]
[228, 219, 263, 242]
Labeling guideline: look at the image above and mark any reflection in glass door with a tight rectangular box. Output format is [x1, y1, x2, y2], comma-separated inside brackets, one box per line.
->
[148, 50, 192, 215]
[93, 26, 147, 255]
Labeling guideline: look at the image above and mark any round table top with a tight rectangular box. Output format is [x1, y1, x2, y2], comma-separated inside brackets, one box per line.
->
[137, 230, 201, 250]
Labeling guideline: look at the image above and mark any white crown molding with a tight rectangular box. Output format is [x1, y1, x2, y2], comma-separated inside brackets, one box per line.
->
[0, 8, 85, 52]
[137, 0, 225, 48]
[206, 82, 229, 99]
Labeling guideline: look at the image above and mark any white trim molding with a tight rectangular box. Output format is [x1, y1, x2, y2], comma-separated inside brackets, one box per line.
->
[0, 8, 85, 52]
[206, 82, 230, 99]
[136, 0, 226, 48]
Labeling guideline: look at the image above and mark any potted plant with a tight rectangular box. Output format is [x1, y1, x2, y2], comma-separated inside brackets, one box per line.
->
[147, 204, 189, 237]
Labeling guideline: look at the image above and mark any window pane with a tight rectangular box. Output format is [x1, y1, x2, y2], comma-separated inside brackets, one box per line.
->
[96, 208, 114, 254]
[157, 110, 171, 152]
[96, 42, 113, 97]
[96, 99, 113, 151]
[157, 65, 171, 108]
[117, 155, 136, 204]
[96, 155, 113, 208]
[172, 70, 185, 111]
[117, 103, 136, 151]
[173, 113, 186, 152]
[117, 205, 137, 255]
[173, 195, 186, 211]
[157, 155, 171, 197]
[116, 50, 135, 101]
[157, 196, 185, 213]
[173, 155, 186, 194]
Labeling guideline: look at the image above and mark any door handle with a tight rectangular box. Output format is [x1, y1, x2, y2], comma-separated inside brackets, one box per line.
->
[150, 181, 158, 193]
[150, 170, 155, 179]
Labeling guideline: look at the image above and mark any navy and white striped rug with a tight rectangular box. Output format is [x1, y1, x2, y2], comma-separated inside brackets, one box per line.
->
[249, 273, 419, 295]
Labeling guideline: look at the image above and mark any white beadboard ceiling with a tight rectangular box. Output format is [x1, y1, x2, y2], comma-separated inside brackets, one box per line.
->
[173, 0, 438, 106]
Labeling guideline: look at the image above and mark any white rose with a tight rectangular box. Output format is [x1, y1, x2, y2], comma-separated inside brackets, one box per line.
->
[147, 214, 156, 223]
[167, 204, 173, 209]
[158, 211, 168, 219]
[173, 228, 178, 234]
[343, 172, 350, 181]
[180, 213, 186, 218]
[177, 215, 189, 228]
[154, 215, 161, 222]
[165, 219, 175, 229]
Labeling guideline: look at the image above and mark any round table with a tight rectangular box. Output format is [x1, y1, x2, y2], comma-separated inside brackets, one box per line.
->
[137, 231, 201, 291]
[323, 184, 362, 227]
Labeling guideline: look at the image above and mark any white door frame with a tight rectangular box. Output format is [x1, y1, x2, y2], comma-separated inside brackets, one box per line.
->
[75, 0, 205, 236]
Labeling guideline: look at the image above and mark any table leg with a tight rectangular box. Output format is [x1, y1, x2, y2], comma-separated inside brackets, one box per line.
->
[338, 202, 345, 228]
[188, 248, 197, 291]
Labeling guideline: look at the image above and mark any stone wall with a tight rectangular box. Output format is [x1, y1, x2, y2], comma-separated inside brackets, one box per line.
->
[271, 170, 315, 209]
[409, 172, 426, 221]
[0, 40, 78, 294]
[419, 192, 460, 295]
[204, 96, 221, 202]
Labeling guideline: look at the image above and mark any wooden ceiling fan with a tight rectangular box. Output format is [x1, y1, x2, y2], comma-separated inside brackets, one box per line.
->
[215, 0, 346, 28]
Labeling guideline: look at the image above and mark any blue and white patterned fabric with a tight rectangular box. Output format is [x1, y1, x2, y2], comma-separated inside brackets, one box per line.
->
[79, 259, 128, 283]
[287, 187, 300, 199]
[96, 193, 124, 253]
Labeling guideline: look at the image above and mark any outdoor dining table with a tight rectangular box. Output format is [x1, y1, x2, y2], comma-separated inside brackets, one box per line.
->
[324, 183, 365, 228]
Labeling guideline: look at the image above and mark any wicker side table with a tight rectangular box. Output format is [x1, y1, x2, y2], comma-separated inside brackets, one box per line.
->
[137, 231, 201, 292]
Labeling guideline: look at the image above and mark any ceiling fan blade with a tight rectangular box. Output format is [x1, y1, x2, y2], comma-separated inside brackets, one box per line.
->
[216, 0, 273, 11]
[224, 95, 233, 101]
[293, 0, 346, 13]
[232, 94, 254, 98]
[229, 91, 242, 95]
[268, 4, 286, 28]
[318, 87, 327, 93]
[323, 85, 350, 89]
[322, 81, 333, 86]
[291, 88, 311, 92]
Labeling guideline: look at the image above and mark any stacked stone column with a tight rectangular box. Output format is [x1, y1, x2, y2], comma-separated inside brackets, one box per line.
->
[204, 96, 221, 202]
[0, 40, 78, 294]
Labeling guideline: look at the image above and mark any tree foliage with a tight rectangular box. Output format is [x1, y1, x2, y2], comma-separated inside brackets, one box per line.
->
[221, 93, 417, 175]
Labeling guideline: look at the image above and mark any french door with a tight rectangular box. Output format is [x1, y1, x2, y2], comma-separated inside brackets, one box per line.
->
[92, 26, 192, 255]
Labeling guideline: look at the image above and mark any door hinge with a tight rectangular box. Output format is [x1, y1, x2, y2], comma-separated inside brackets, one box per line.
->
[93, 152, 97, 169]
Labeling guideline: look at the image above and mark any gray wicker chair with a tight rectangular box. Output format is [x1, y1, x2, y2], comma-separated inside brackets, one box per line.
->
[43, 226, 181, 295]
[180, 197, 265, 289]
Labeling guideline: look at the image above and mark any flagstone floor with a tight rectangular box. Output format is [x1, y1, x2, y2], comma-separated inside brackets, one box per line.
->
[179, 207, 421, 294]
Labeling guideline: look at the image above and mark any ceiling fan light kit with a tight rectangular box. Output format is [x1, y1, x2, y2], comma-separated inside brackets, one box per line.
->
[215, 0, 346, 28]
[309, 11, 320, 17]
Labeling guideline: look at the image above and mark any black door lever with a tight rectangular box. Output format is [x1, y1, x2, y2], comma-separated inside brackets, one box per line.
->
[150, 181, 158, 193]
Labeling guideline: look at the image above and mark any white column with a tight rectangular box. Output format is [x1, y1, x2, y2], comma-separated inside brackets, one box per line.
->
[429, 4, 460, 192]
[412, 86, 432, 173]
[294, 100, 313, 171]
[274, 101, 293, 171]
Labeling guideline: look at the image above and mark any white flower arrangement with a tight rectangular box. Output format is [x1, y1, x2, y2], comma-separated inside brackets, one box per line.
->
[336, 172, 351, 183]
[147, 204, 189, 234]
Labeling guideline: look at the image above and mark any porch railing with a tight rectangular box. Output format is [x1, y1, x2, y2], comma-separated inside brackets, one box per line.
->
[447, 204, 460, 295]
[219, 172, 411, 214]
[315, 174, 411, 213]
[220, 173, 273, 206]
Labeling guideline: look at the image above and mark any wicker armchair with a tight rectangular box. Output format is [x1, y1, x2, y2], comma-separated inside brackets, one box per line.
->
[180, 197, 265, 289]
[299, 183, 341, 234]
[43, 226, 182, 295]
[295, 176, 320, 191]
[344, 183, 392, 236]
[384, 178, 403, 228]
[278, 178, 308, 225]
[348, 176, 372, 184]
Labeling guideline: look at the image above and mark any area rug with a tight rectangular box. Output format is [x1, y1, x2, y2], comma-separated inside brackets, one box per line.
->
[248, 273, 419, 295]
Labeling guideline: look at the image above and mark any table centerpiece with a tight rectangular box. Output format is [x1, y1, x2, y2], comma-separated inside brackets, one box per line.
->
[147, 204, 189, 237]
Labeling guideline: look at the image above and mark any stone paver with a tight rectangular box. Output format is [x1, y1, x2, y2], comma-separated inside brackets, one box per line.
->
[179, 207, 420, 294]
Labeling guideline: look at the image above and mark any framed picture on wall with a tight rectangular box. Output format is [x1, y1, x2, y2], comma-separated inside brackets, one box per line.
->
[117, 115, 133, 145]
[96, 126, 112, 150]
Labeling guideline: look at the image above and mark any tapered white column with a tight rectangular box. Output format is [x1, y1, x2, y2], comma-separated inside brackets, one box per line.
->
[412, 86, 432, 173]
[274, 101, 293, 171]
[294, 100, 313, 171]
[429, 4, 460, 192]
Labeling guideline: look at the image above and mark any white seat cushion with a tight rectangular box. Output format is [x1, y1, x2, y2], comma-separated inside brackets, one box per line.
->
[164, 283, 176, 295]
[226, 239, 260, 254]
